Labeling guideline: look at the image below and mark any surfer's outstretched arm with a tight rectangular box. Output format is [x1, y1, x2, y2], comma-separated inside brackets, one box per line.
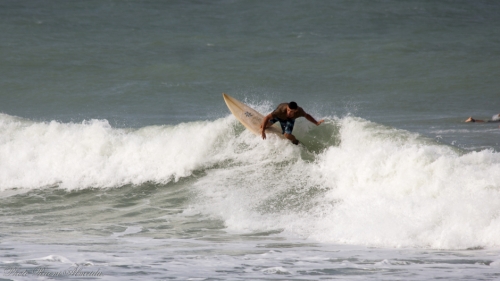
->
[305, 114, 324, 126]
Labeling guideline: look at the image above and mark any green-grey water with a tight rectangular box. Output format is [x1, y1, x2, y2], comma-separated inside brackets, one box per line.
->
[1, 1, 500, 280]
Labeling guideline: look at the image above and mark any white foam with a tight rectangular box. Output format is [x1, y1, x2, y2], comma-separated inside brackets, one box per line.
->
[261, 266, 291, 274]
[112, 226, 143, 238]
[3, 254, 73, 265]
[35, 255, 73, 263]
[0, 113, 233, 191]
[191, 116, 500, 249]
[308, 118, 500, 248]
[3, 112, 500, 249]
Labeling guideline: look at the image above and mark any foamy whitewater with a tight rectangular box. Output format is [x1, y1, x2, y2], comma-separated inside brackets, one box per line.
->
[2, 1, 500, 280]
[2, 112, 500, 279]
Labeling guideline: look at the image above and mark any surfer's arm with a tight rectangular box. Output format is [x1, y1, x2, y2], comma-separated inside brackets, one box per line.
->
[260, 114, 273, 139]
[305, 114, 324, 126]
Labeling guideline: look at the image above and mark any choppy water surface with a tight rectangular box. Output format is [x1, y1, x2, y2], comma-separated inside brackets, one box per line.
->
[1, 1, 500, 280]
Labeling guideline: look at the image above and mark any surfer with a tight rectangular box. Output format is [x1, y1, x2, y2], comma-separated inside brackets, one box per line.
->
[260, 101, 324, 145]
[465, 113, 500, 123]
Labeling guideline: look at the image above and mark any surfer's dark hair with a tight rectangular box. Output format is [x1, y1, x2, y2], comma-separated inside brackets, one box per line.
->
[288, 101, 298, 110]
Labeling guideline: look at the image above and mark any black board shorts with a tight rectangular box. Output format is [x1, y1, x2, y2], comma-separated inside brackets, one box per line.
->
[270, 118, 295, 134]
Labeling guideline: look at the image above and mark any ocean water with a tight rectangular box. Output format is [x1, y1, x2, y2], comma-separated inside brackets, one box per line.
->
[1, 1, 500, 280]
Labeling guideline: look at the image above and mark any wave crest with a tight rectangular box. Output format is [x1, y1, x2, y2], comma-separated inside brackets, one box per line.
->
[0, 113, 233, 190]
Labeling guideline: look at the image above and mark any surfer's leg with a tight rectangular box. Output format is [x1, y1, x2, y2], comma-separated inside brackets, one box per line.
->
[283, 119, 295, 135]
[284, 133, 299, 145]
[283, 120, 299, 145]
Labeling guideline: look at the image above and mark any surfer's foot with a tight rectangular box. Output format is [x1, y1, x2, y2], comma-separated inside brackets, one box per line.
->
[292, 140, 299, 145]
[465, 117, 475, 123]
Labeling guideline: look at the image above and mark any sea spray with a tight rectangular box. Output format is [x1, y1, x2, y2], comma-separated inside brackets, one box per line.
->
[191, 116, 500, 249]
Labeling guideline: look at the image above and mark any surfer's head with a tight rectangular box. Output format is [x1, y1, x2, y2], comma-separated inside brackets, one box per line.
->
[286, 101, 299, 118]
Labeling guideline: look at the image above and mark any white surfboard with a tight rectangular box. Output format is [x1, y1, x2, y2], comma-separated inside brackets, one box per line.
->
[222, 93, 285, 139]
